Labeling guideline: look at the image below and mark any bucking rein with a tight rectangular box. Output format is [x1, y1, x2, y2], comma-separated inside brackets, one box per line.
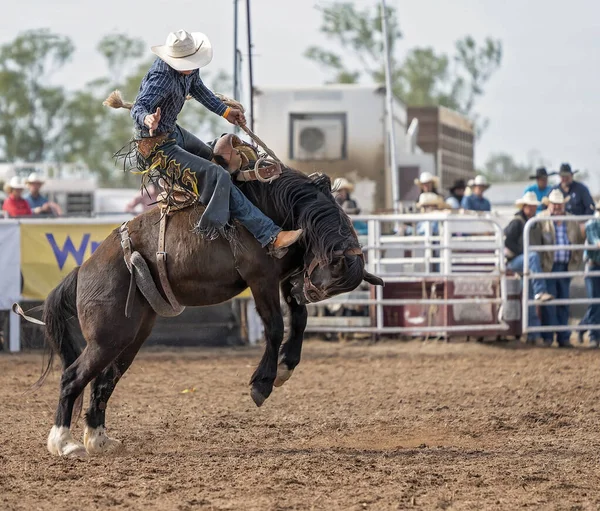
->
[15, 92, 286, 324]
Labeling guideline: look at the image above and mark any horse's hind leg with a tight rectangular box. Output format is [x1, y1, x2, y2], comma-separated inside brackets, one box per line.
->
[47, 343, 125, 457]
[83, 313, 156, 455]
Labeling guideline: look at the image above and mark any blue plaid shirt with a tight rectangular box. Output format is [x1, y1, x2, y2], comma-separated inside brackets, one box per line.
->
[585, 218, 600, 265]
[554, 221, 571, 264]
[131, 58, 227, 137]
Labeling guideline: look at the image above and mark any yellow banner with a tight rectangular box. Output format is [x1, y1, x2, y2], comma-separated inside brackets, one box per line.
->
[21, 222, 119, 300]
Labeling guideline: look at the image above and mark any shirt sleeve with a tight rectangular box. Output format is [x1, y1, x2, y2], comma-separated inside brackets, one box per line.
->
[130, 70, 170, 128]
[460, 196, 471, 209]
[580, 184, 595, 215]
[504, 219, 523, 256]
[189, 73, 228, 116]
[484, 199, 492, 211]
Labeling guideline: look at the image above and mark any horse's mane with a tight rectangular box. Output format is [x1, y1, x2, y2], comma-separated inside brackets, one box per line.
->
[240, 168, 358, 264]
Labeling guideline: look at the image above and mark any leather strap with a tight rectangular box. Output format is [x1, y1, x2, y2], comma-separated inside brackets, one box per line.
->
[157, 212, 182, 311]
[120, 222, 137, 317]
[235, 158, 282, 183]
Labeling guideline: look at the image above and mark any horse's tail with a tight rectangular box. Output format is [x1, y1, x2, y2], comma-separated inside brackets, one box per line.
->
[36, 267, 82, 389]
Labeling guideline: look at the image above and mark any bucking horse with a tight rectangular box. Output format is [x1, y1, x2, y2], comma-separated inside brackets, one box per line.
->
[20, 131, 384, 456]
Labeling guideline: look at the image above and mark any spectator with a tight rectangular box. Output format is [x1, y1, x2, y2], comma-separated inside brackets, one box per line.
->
[415, 192, 448, 273]
[333, 177, 368, 235]
[581, 202, 600, 347]
[538, 189, 585, 348]
[504, 191, 552, 301]
[553, 163, 594, 216]
[524, 167, 555, 212]
[445, 179, 466, 209]
[25, 173, 63, 216]
[125, 183, 160, 214]
[2, 177, 32, 217]
[461, 175, 491, 212]
[414, 172, 440, 200]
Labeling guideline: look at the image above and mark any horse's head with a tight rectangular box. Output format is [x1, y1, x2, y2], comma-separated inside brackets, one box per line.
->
[287, 172, 384, 304]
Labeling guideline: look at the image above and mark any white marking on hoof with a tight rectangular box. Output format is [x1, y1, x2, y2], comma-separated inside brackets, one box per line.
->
[47, 426, 88, 457]
[273, 363, 294, 387]
[83, 426, 122, 455]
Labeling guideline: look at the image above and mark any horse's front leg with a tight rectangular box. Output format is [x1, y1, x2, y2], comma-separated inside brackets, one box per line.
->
[248, 284, 284, 407]
[274, 278, 308, 387]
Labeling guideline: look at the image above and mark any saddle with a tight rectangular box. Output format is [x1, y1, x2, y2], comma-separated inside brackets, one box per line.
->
[213, 134, 282, 183]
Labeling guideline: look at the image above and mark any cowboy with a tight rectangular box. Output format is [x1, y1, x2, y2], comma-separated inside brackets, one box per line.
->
[25, 173, 62, 216]
[504, 191, 552, 301]
[581, 201, 600, 347]
[414, 172, 440, 200]
[333, 177, 360, 215]
[130, 29, 301, 256]
[415, 192, 448, 235]
[553, 163, 594, 216]
[2, 177, 32, 217]
[445, 179, 466, 209]
[538, 189, 585, 347]
[460, 175, 491, 212]
[524, 167, 554, 212]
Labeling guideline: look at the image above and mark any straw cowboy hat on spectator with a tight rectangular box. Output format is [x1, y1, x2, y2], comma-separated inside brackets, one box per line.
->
[151, 30, 213, 71]
[417, 192, 450, 209]
[472, 175, 491, 189]
[26, 172, 45, 184]
[515, 191, 541, 208]
[3, 176, 26, 194]
[542, 188, 570, 206]
[414, 171, 440, 187]
[333, 177, 354, 192]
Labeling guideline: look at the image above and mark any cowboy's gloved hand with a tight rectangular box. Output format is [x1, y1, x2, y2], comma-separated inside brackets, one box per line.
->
[225, 108, 246, 126]
[144, 107, 161, 132]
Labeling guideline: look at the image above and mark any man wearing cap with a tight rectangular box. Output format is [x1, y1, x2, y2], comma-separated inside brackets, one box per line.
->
[504, 191, 551, 302]
[445, 179, 466, 209]
[24, 173, 62, 216]
[538, 189, 585, 347]
[524, 167, 554, 213]
[553, 163, 594, 216]
[2, 177, 32, 217]
[130, 29, 302, 257]
[460, 175, 491, 212]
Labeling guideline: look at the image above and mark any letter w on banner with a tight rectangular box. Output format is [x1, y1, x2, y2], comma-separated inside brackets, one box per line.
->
[20, 222, 119, 300]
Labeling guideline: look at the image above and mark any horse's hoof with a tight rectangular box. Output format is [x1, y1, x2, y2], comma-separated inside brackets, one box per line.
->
[273, 363, 294, 387]
[83, 426, 123, 456]
[47, 426, 88, 458]
[252, 383, 275, 407]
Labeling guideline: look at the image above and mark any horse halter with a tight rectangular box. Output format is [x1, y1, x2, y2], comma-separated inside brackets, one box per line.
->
[302, 247, 364, 303]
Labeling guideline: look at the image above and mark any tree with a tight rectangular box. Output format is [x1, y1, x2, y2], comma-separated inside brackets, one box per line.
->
[305, 2, 502, 133]
[481, 153, 533, 183]
[0, 29, 74, 161]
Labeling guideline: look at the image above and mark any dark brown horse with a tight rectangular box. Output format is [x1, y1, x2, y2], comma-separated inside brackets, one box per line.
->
[40, 168, 383, 456]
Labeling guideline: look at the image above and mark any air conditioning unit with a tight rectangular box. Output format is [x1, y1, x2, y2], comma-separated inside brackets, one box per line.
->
[291, 116, 345, 161]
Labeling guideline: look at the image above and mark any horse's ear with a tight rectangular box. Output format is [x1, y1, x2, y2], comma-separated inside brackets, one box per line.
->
[308, 172, 332, 194]
[363, 270, 384, 287]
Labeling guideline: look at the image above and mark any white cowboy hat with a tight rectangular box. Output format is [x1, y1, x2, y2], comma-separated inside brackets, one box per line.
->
[151, 30, 213, 71]
[543, 188, 569, 205]
[26, 172, 45, 184]
[414, 171, 440, 187]
[515, 191, 540, 208]
[3, 176, 26, 194]
[333, 177, 354, 192]
[417, 192, 450, 209]
[472, 175, 491, 189]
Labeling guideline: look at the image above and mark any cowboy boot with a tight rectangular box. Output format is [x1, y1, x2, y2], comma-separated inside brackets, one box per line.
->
[269, 229, 303, 259]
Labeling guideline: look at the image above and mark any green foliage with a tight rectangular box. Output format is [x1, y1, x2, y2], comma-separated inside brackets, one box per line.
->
[305, 2, 502, 133]
[0, 29, 232, 186]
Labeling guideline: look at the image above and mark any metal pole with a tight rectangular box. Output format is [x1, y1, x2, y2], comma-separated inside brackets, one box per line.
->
[233, 0, 239, 100]
[246, 0, 255, 130]
[380, 0, 400, 213]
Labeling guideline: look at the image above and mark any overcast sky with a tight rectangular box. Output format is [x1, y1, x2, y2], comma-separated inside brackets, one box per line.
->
[2, 0, 599, 188]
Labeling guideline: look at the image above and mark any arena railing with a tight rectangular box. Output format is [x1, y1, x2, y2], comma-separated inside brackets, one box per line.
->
[522, 215, 600, 336]
[305, 212, 511, 336]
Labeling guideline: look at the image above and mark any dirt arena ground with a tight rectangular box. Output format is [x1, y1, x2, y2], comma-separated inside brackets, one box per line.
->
[2, 340, 600, 510]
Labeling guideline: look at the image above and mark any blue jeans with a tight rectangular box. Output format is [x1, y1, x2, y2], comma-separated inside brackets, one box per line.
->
[508, 253, 544, 337]
[585, 265, 600, 341]
[173, 125, 280, 247]
[541, 262, 571, 345]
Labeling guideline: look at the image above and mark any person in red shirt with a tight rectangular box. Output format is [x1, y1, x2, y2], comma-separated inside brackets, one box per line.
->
[2, 177, 32, 217]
